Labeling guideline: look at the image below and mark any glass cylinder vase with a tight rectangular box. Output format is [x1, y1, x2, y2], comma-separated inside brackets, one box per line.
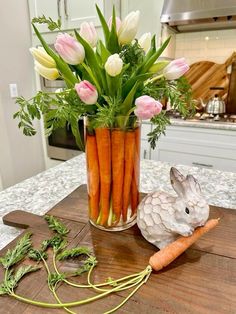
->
[85, 116, 141, 231]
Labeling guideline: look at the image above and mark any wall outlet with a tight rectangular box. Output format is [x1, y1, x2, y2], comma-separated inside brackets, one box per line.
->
[9, 83, 18, 98]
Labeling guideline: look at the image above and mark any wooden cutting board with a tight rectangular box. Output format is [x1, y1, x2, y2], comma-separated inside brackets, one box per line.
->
[185, 52, 236, 103]
[0, 184, 236, 313]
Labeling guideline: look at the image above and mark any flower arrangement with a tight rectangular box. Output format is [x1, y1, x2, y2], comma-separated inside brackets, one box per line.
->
[14, 5, 194, 230]
[15, 5, 193, 151]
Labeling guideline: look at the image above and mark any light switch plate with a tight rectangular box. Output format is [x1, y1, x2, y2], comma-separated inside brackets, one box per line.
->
[9, 83, 18, 98]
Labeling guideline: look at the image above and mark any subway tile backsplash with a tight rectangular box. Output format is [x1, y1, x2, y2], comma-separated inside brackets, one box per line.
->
[175, 29, 236, 65]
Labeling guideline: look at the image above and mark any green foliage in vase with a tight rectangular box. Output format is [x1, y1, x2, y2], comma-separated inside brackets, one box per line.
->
[32, 15, 61, 31]
[14, 4, 194, 151]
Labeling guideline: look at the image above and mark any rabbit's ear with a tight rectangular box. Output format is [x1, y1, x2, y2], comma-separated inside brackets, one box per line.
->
[186, 175, 202, 195]
[170, 167, 186, 197]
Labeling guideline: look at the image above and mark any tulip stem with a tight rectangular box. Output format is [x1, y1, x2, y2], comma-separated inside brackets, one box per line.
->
[145, 74, 164, 85]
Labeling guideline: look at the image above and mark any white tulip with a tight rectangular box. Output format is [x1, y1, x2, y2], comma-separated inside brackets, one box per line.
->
[118, 11, 140, 45]
[138, 32, 151, 53]
[105, 54, 123, 77]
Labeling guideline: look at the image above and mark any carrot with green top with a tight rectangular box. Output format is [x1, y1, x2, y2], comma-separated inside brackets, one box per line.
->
[86, 134, 100, 222]
[130, 127, 141, 216]
[149, 218, 220, 271]
[122, 131, 136, 222]
[95, 128, 111, 226]
[111, 129, 125, 223]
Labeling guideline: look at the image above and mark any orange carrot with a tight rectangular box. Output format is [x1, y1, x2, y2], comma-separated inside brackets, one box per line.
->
[130, 127, 141, 216]
[149, 218, 220, 271]
[111, 130, 125, 223]
[95, 128, 111, 226]
[86, 134, 100, 222]
[122, 131, 136, 222]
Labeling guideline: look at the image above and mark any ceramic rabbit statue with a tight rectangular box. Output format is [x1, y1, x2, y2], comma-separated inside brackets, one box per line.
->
[137, 167, 209, 249]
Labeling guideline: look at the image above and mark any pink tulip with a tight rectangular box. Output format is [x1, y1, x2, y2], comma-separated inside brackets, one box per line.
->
[75, 80, 98, 105]
[79, 22, 97, 47]
[108, 16, 122, 32]
[163, 58, 189, 80]
[134, 95, 162, 120]
[54, 33, 85, 65]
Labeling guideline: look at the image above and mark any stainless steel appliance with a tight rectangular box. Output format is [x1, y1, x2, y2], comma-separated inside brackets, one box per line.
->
[205, 95, 226, 115]
[161, 0, 236, 32]
[46, 120, 84, 161]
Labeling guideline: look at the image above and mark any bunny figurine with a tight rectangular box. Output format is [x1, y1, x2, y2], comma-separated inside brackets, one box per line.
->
[137, 167, 209, 249]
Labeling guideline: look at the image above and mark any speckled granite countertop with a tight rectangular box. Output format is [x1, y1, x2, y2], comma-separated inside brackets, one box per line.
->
[0, 154, 235, 249]
[170, 118, 236, 130]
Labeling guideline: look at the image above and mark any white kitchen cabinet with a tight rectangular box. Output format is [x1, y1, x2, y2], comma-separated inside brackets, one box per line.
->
[63, 0, 104, 30]
[28, 0, 62, 33]
[141, 122, 152, 160]
[28, 0, 104, 33]
[151, 125, 236, 172]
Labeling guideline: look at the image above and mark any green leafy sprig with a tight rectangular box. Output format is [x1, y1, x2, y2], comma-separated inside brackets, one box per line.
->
[45, 215, 69, 237]
[28, 249, 48, 262]
[57, 247, 91, 261]
[32, 15, 61, 31]
[0, 233, 32, 269]
[0, 265, 40, 295]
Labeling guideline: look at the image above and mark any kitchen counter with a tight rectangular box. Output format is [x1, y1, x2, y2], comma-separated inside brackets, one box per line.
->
[170, 118, 236, 130]
[0, 154, 235, 249]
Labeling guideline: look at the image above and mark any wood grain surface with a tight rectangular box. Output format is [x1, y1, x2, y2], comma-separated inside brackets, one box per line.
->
[0, 185, 235, 314]
[185, 52, 236, 104]
[227, 61, 236, 114]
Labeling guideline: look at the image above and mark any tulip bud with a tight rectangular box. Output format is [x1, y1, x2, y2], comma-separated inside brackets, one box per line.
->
[105, 54, 123, 77]
[118, 11, 140, 45]
[54, 33, 85, 65]
[75, 80, 98, 105]
[108, 16, 122, 32]
[79, 22, 97, 48]
[134, 95, 162, 120]
[163, 58, 189, 80]
[34, 61, 60, 81]
[30, 47, 56, 68]
[138, 32, 151, 53]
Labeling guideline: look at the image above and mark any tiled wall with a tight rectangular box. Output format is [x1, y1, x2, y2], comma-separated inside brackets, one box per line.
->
[175, 29, 236, 65]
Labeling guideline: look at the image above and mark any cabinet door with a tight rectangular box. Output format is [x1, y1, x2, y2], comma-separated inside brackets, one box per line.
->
[63, 0, 104, 30]
[28, 0, 62, 33]
[141, 140, 151, 160]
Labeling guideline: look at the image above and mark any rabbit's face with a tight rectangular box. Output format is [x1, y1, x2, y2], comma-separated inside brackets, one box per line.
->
[170, 168, 210, 228]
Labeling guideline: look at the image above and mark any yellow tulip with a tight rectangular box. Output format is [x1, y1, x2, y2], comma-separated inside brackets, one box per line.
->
[34, 61, 59, 81]
[30, 47, 56, 68]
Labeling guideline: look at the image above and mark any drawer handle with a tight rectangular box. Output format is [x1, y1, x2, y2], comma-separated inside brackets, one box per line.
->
[57, 0, 61, 20]
[143, 149, 147, 159]
[192, 162, 213, 168]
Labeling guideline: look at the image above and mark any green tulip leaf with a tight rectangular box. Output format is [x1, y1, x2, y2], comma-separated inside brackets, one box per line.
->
[149, 60, 169, 73]
[142, 36, 171, 73]
[144, 35, 156, 62]
[96, 4, 110, 47]
[120, 81, 139, 114]
[96, 40, 111, 64]
[122, 73, 153, 98]
[81, 63, 101, 94]
[74, 30, 103, 89]
[107, 6, 120, 54]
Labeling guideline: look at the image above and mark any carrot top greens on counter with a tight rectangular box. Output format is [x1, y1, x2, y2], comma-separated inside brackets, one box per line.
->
[0, 215, 219, 313]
